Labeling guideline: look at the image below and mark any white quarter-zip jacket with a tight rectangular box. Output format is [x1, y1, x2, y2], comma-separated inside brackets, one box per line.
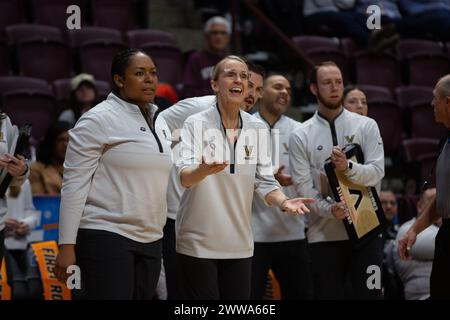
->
[176, 106, 281, 259]
[160, 95, 216, 220]
[0, 116, 29, 232]
[251, 112, 306, 242]
[289, 109, 384, 243]
[59, 93, 173, 245]
[5, 180, 39, 250]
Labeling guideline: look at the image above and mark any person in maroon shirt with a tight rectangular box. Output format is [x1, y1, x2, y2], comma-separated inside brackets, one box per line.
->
[182, 16, 231, 98]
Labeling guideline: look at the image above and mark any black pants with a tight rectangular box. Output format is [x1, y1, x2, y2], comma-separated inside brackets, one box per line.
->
[162, 218, 185, 299]
[251, 239, 313, 300]
[4, 248, 43, 300]
[430, 219, 450, 300]
[178, 253, 252, 300]
[308, 236, 383, 300]
[75, 229, 162, 300]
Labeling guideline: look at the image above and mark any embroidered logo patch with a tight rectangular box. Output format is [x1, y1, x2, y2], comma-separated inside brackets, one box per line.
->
[244, 145, 254, 160]
[345, 135, 355, 144]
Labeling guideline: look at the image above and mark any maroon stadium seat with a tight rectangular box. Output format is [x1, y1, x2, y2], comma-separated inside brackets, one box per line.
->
[409, 100, 448, 139]
[0, 76, 51, 94]
[126, 29, 177, 47]
[6, 24, 64, 44]
[354, 53, 399, 91]
[0, 41, 9, 75]
[31, 0, 84, 29]
[79, 40, 127, 82]
[406, 53, 450, 87]
[395, 86, 433, 109]
[341, 37, 365, 57]
[402, 138, 440, 163]
[67, 27, 123, 48]
[2, 89, 57, 142]
[396, 39, 445, 61]
[292, 36, 349, 80]
[91, 0, 139, 31]
[0, 0, 25, 31]
[16, 39, 72, 82]
[357, 85, 394, 103]
[139, 42, 183, 90]
[367, 100, 402, 157]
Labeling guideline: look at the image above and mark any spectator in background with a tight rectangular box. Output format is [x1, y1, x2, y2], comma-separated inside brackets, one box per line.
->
[58, 74, 99, 126]
[155, 83, 179, 112]
[182, 16, 231, 98]
[394, 187, 440, 300]
[396, 0, 450, 41]
[380, 188, 404, 299]
[381, 189, 399, 240]
[302, 0, 371, 46]
[343, 86, 368, 116]
[29, 121, 72, 195]
[369, 0, 450, 49]
[4, 180, 40, 299]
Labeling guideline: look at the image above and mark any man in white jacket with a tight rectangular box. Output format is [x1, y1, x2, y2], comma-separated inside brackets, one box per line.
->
[251, 75, 312, 299]
[289, 61, 385, 299]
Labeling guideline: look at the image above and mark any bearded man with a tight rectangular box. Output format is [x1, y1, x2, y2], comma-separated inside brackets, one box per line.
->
[289, 61, 385, 299]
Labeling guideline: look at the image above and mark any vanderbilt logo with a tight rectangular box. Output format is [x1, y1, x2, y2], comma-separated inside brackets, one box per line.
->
[244, 145, 254, 160]
[345, 135, 355, 144]
[282, 143, 289, 155]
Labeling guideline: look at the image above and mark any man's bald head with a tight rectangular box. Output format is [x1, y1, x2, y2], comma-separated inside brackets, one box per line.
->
[432, 74, 450, 127]
[436, 74, 450, 97]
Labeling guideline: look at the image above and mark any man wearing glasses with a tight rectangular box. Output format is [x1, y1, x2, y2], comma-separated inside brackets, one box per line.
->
[182, 16, 231, 98]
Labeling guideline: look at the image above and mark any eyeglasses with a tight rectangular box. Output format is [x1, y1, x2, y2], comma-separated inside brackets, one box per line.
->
[222, 69, 249, 81]
[209, 30, 228, 36]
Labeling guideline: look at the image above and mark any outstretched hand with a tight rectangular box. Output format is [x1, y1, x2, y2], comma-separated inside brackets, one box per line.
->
[198, 156, 228, 177]
[281, 197, 315, 215]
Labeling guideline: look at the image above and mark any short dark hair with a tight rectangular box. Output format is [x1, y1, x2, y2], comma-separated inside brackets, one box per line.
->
[343, 85, 367, 101]
[111, 48, 149, 90]
[309, 61, 340, 85]
[247, 61, 266, 79]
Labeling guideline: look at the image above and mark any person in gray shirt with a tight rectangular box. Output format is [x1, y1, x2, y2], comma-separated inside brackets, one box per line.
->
[399, 74, 450, 300]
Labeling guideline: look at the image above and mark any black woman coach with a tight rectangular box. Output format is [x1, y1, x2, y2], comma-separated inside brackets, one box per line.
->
[55, 49, 173, 300]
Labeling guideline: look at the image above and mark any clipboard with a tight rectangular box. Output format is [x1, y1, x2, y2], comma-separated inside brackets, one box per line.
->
[324, 143, 386, 249]
[0, 123, 32, 197]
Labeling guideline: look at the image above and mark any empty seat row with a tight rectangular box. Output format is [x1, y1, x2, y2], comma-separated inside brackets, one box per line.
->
[0, 25, 183, 87]
[0, 75, 111, 143]
[0, 0, 147, 32]
[293, 36, 450, 88]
